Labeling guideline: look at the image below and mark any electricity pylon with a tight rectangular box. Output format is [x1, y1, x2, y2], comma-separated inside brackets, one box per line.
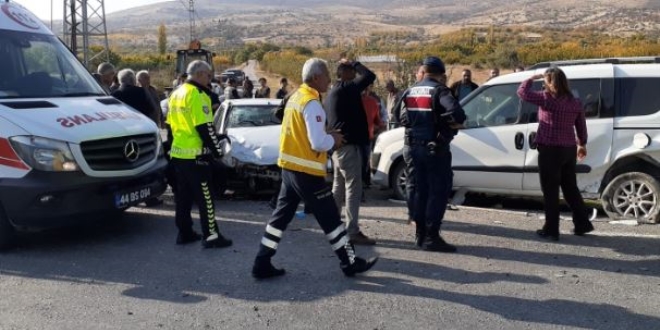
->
[63, 0, 110, 67]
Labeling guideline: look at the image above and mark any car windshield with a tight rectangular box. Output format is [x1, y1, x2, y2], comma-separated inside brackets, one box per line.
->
[0, 30, 105, 99]
[227, 104, 281, 128]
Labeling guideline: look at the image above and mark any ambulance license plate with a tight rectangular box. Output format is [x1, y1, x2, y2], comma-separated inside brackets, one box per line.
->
[115, 187, 151, 208]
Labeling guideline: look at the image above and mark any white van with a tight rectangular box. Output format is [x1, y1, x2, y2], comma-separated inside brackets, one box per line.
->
[0, 2, 168, 248]
[372, 57, 660, 223]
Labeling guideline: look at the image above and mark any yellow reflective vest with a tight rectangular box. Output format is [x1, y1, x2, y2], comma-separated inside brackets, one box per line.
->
[167, 82, 213, 159]
[278, 84, 328, 177]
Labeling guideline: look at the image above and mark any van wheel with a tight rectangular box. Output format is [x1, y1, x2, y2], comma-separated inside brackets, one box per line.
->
[390, 161, 407, 201]
[0, 205, 16, 251]
[601, 172, 660, 223]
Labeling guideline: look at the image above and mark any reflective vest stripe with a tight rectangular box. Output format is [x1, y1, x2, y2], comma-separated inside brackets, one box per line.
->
[170, 146, 203, 157]
[279, 152, 325, 172]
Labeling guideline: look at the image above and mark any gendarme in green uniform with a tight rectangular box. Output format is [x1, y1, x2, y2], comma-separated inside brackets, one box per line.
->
[167, 82, 214, 159]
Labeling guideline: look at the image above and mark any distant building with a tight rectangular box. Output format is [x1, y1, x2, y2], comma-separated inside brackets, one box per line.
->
[357, 55, 401, 63]
[522, 33, 543, 42]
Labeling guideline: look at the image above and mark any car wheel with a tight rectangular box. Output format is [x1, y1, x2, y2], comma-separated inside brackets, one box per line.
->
[0, 205, 16, 251]
[390, 161, 407, 201]
[601, 172, 660, 223]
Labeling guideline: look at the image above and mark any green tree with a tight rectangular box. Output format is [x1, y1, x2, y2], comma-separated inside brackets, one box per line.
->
[158, 23, 167, 55]
[87, 46, 122, 72]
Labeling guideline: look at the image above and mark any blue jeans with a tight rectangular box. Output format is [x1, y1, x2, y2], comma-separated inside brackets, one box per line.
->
[403, 144, 451, 231]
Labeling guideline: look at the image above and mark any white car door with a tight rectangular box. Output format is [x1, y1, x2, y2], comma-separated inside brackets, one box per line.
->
[452, 83, 528, 191]
[522, 78, 614, 197]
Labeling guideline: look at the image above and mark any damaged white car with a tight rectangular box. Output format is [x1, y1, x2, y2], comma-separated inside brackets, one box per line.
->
[213, 99, 283, 194]
[372, 58, 660, 223]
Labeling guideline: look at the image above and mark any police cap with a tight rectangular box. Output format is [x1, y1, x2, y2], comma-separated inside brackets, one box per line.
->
[422, 56, 445, 74]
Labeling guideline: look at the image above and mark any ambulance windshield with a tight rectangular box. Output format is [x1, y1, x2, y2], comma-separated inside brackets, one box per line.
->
[0, 30, 106, 99]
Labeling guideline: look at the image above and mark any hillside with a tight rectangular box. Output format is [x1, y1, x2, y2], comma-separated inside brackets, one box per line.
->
[101, 0, 659, 50]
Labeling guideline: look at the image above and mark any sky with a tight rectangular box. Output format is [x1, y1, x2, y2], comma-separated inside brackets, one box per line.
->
[13, 0, 172, 21]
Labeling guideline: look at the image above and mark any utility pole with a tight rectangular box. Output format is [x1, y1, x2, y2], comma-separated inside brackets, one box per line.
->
[63, 0, 110, 68]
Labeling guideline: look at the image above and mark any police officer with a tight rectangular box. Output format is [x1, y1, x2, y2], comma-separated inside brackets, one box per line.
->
[395, 57, 466, 252]
[251, 58, 377, 279]
[167, 60, 232, 248]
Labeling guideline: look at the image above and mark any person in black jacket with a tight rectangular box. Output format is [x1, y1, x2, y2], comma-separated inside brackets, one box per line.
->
[324, 59, 376, 245]
[449, 69, 479, 101]
[224, 78, 241, 100]
[275, 77, 288, 99]
[395, 57, 466, 253]
[112, 69, 159, 122]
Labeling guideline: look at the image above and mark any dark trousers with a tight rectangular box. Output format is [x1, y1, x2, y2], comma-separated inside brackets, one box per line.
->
[403, 147, 416, 220]
[172, 157, 220, 239]
[256, 169, 353, 265]
[404, 144, 451, 232]
[359, 143, 372, 186]
[538, 145, 590, 235]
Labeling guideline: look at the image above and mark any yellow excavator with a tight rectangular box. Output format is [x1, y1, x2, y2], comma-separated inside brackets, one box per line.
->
[175, 39, 215, 77]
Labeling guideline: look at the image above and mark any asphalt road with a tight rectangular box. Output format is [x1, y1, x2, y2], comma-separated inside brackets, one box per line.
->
[0, 189, 659, 330]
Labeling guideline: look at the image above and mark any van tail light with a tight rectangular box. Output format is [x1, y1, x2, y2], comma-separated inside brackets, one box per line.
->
[0, 138, 30, 170]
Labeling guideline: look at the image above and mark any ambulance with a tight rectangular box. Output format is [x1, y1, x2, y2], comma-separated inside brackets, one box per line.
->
[0, 1, 168, 248]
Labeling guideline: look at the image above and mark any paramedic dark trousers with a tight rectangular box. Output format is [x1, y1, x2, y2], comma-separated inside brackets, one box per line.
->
[404, 143, 451, 232]
[171, 157, 219, 239]
[256, 169, 354, 264]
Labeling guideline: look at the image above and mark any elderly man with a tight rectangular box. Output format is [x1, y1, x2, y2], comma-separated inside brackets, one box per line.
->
[252, 58, 378, 279]
[112, 69, 158, 123]
[136, 70, 163, 127]
[95, 62, 116, 93]
[167, 60, 232, 248]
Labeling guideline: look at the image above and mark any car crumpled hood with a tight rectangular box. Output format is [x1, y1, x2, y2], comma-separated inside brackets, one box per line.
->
[226, 125, 281, 166]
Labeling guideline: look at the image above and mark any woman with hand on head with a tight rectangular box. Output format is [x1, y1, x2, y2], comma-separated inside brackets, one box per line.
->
[517, 67, 594, 241]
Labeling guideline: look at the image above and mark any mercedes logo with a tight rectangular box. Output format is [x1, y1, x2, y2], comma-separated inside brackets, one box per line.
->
[123, 139, 140, 163]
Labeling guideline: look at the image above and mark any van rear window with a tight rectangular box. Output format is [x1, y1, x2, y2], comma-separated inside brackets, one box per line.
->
[618, 78, 660, 117]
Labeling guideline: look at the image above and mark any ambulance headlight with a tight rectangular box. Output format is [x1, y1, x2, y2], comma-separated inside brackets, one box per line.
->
[9, 136, 79, 172]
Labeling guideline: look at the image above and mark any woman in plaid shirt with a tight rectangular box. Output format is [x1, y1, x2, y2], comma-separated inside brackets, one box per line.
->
[517, 67, 594, 241]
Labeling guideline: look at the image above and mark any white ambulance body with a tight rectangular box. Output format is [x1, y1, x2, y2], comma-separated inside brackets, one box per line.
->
[0, 1, 168, 248]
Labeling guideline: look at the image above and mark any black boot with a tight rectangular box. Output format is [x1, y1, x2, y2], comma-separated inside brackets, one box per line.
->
[202, 233, 233, 249]
[176, 231, 201, 245]
[252, 257, 286, 279]
[425, 231, 457, 253]
[341, 257, 379, 277]
[573, 221, 594, 236]
[415, 224, 427, 248]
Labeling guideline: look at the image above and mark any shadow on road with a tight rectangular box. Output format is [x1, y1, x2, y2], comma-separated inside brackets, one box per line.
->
[354, 275, 660, 329]
[1, 208, 658, 329]
[446, 219, 660, 257]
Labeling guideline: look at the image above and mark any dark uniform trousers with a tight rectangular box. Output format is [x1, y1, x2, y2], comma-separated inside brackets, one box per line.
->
[171, 157, 219, 239]
[257, 169, 355, 265]
[404, 142, 451, 232]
